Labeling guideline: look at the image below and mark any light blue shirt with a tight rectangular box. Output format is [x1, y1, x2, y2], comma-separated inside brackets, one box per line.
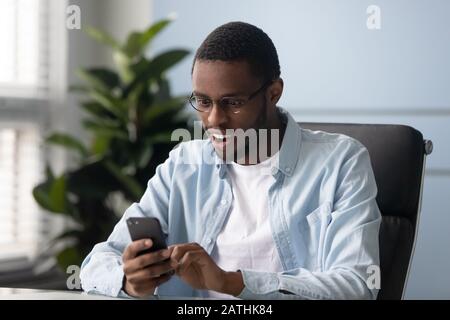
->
[80, 108, 381, 300]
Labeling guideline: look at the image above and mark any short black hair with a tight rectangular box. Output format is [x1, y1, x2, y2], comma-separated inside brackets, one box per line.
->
[192, 21, 280, 82]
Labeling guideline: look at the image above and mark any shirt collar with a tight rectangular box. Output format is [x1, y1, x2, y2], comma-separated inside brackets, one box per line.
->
[271, 107, 302, 177]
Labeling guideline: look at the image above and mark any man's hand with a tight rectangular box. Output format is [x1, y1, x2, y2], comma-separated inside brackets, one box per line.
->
[122, 239, 176, 298]
[170, 243, 244, 296]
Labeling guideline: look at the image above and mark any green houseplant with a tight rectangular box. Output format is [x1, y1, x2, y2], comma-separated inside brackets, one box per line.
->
[33, 18, 191, 271]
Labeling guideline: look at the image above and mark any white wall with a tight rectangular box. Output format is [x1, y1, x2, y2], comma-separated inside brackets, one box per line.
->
[150, 0, 450, 299]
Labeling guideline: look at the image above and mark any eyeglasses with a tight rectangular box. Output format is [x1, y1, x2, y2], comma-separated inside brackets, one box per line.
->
[189, 80, 273, 114]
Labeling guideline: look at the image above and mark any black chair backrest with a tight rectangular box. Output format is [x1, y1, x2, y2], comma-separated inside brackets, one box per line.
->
[299, 122, 426, 300]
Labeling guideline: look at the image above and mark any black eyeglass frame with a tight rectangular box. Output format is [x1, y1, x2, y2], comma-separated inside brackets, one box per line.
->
[189, 80, 274, 114]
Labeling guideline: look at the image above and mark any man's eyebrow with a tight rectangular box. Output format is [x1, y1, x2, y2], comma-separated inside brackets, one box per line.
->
[192, 91, 209, 98]
[192, 90, 246, 98]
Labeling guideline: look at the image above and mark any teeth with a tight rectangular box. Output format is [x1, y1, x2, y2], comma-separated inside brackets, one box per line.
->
[212, 133, 231, 141]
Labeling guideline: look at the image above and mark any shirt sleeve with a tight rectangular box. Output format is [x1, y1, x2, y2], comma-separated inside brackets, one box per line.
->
[237, 141, 382, 300]
[79, 145, 181, 297]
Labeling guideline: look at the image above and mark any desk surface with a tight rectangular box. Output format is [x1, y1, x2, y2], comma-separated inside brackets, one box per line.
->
[0, 288, 127, 300]
[0, 287, 210, 300]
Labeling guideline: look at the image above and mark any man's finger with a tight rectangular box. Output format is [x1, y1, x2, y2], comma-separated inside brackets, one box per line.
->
[170, 243, 203, 262]
[129, 260, 174, 281]
[127, 271, 172, 297]
[123, 239, 153, 261]
[123, 248, 171, 275]
[153, 272, 172, 287]
[135, 248, 172, 268]
[177, 249, 205, 274]
[133, 272, 171, 289]
[129, 280, 159, 297]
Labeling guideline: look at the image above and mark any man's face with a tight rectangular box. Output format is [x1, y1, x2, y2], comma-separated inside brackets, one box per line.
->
[192, 60, 269, 162]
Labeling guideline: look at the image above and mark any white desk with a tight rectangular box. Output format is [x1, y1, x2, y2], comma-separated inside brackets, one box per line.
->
[0, 287, 210, 300]
[0, 288, 127, 300]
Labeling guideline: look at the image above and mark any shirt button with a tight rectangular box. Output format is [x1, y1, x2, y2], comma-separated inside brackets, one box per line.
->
[285, 167, 291, 173]
[271, 167, 278, 175]
[206, 238, 212, 244]
[220, 199, 227, 205]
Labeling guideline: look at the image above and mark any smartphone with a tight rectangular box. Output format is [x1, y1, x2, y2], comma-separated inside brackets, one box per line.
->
[126, 217, 168, 256]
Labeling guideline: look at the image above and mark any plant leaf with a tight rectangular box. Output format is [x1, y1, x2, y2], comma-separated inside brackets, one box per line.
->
[66, 160, 120, 198]
[113, 51, 133, 84]
[123, 49, 190, 97]
[69, 84, 89, 93]
[46, 133, 88, 156]
[91, 135, 111, 156]
[45, 164, 55, 180]
[33, 183, 54, 212]
[137, 145, 154, 169]
[104, 160, 143, 200]
[139, 19, 172, 51]
[82, 120, 128, 140]
[143, 96, 187, 123]
[147, 132, 174, 144]
[89, 90, 127, 120]
[49, 175, 68, 213]
[76, 68, 120, 93]
[49, 229, 83, 246]
[123, 19, 172, 57]
[80, 101, 115, 119]
[56, 246, 82, 271]
[149, 49, 190, 75]
[85, 26, 120, 50]
[123, 32, 143, 58]
[82, 118, 122, 130]
[153, 77, 171, 102]
[33, 176, 67, 214]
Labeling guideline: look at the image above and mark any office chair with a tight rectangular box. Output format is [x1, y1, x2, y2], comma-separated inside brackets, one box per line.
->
[299, 122, 433, 300]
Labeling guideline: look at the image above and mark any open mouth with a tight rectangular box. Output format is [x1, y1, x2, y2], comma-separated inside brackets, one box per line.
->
[209, 132, 234, 149]
[211, 133, 231, 142]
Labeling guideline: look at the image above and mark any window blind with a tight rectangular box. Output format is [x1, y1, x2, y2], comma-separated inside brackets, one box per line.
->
[0, 0, 49, 98]
[0, 0, 51, 262]
[0, 126, 42, 259]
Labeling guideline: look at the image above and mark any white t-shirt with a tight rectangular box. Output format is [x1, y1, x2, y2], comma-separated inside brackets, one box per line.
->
[205, 156, 284, 299]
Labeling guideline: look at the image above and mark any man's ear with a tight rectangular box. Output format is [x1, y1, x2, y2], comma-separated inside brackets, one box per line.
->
[268, 78, 284, 105]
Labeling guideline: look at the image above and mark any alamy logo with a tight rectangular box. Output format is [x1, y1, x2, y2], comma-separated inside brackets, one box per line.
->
[66, 265, 81, 290]
[66, 5, 81, 30]
[366, 265, 381, 290]
[367, 5, 381, 30]
[170, 120, 280, 173]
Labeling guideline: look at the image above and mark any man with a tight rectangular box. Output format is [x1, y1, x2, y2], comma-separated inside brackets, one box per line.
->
[80, 22, 381, 299]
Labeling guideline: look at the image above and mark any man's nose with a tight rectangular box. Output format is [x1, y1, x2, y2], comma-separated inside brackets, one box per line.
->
[207, 102, 227, 127]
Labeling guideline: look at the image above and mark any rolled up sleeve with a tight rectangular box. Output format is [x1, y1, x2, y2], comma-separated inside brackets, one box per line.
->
[80, 146, 181, 297]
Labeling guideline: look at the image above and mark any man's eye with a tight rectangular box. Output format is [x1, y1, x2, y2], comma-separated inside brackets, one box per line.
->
[223, 99, 244, 107]
[197, 98, 211, 106]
